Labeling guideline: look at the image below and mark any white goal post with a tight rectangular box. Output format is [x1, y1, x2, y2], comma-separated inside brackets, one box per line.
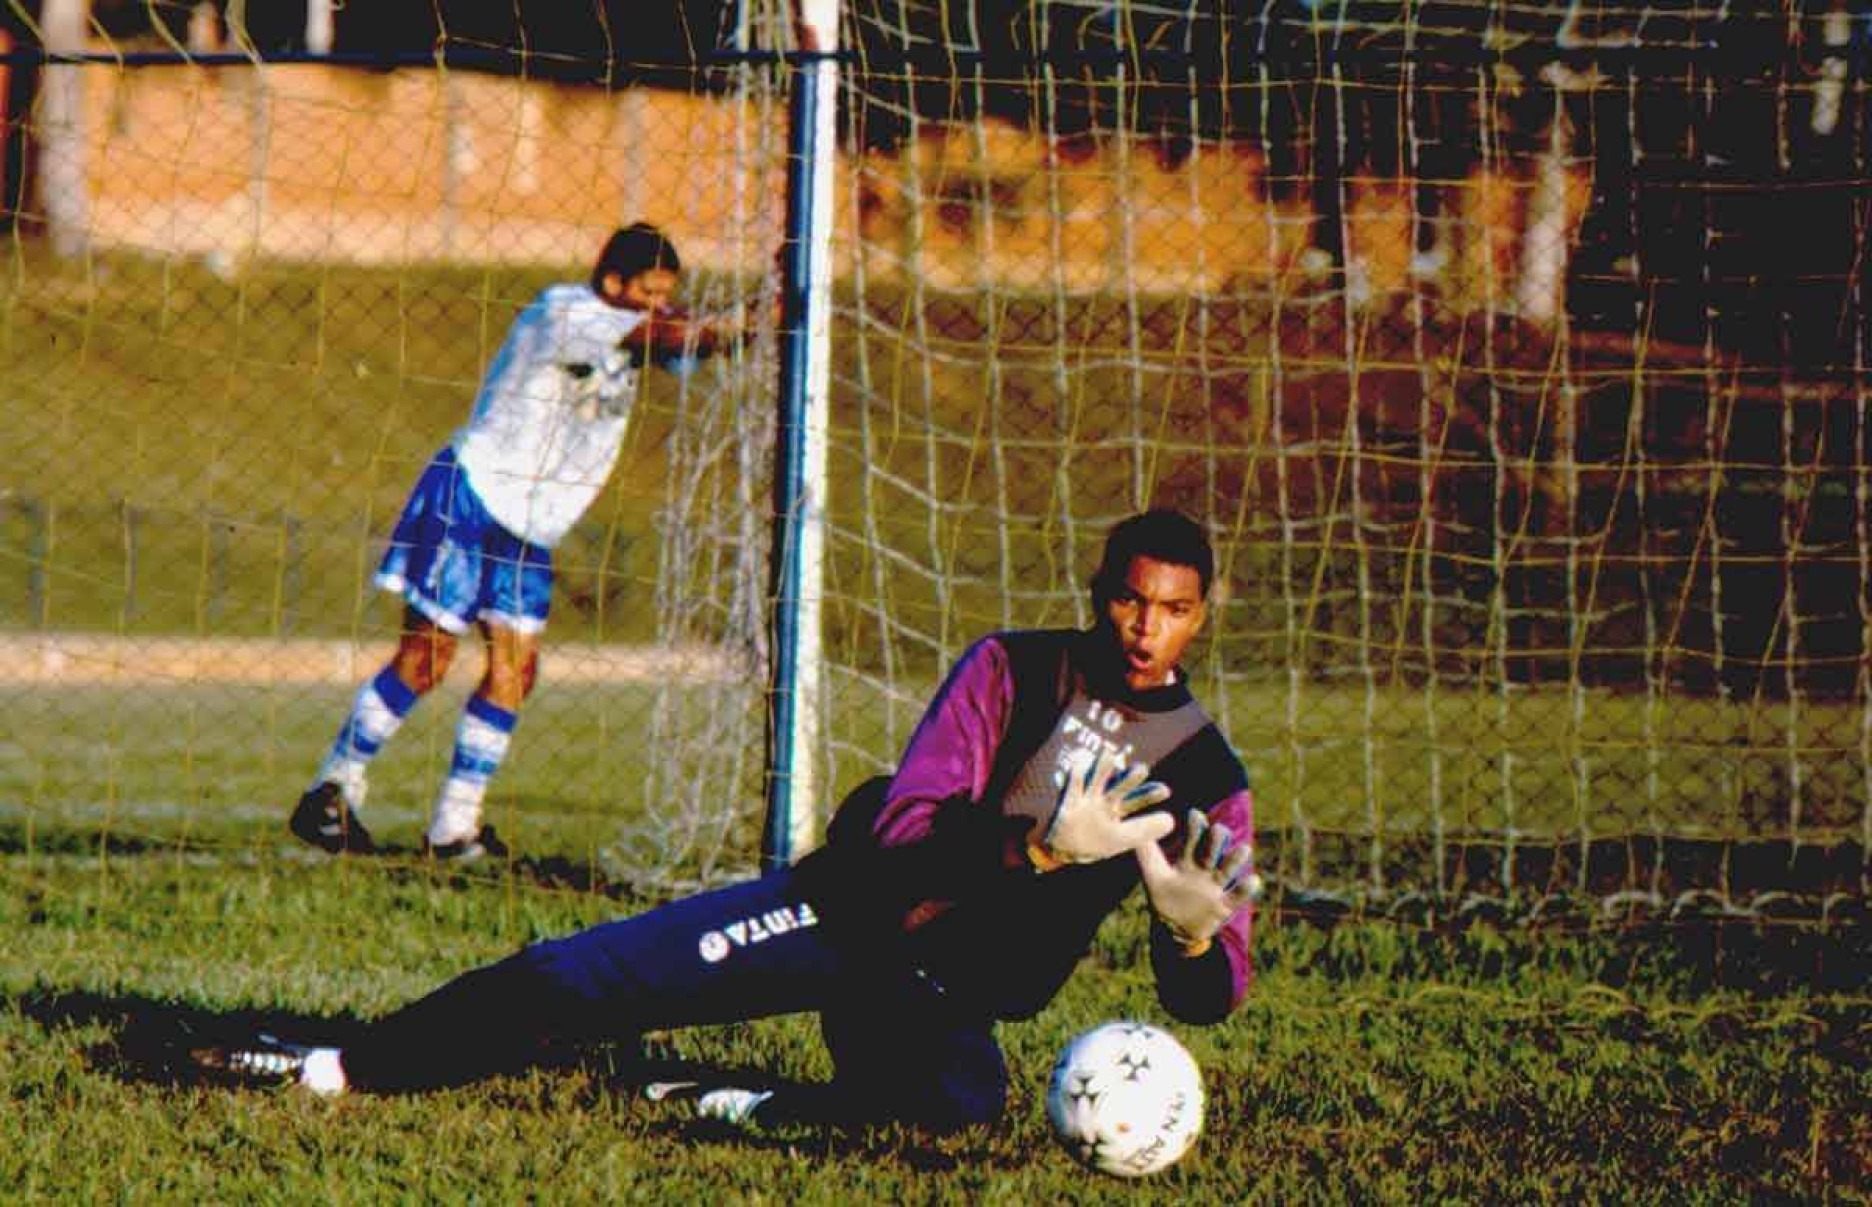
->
[763, 0, 840, 869]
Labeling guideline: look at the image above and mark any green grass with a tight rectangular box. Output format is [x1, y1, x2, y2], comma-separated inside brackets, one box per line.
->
[3, 677, 1863, 898]
[2, 672, 1864, 1200]
[2, 840, 1866, 1203]
[0, 680, 779, 893]
[1, 680, 1867, 1201]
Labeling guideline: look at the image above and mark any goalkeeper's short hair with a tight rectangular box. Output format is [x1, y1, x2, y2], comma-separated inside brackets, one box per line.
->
[1091, 509, 1214, 605]
[593, 222, 682, 289]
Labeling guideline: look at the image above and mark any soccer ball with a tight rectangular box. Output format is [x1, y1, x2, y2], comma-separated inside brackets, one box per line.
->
[1045, 1021, 1205, 1177]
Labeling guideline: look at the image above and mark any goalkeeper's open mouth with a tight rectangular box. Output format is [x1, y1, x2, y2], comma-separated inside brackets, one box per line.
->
[1122, 646, 1165, 685]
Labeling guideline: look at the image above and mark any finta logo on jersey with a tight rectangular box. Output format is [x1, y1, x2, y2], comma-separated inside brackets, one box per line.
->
[696, 903, 820, 964]
[1053, 704, 1135, 786]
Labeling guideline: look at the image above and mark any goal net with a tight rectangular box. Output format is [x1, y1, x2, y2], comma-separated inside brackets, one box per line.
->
[823, 0, 1870, 907]
[0, 0, 1865, 907]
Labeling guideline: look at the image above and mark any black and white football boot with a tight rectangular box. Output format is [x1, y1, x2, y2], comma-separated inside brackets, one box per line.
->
[422, 824, 510, 862]
[289, 781, 376, 855]
[191, 1033, 347, 1096]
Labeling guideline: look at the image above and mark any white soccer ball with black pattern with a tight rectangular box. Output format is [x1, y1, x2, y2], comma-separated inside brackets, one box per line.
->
[1045, 1020, 1205, 1177]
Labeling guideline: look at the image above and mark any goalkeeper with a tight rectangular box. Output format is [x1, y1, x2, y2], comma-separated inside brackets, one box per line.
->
[288, 223, 760, 860]
[206, 510, 1260, 1133]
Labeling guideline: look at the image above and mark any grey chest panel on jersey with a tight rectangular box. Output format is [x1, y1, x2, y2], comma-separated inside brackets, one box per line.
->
[998, 686, 1210, 828]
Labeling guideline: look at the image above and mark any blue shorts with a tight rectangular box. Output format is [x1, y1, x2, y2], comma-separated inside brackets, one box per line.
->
[374, 447, 554, 636]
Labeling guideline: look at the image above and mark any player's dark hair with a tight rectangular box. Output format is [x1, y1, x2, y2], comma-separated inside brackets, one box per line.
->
[1091, 509, 1214, 606]
[592, 222, 681, 290]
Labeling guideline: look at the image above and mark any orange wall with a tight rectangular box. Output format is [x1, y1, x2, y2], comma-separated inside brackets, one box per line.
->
[72, 61, 1580, 305]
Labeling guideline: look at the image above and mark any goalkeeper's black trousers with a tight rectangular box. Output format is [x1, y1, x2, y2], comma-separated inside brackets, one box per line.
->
[335, 864, 1009, 1132]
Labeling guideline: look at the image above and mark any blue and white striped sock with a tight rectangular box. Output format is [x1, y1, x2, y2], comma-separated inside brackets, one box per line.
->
[428, 695, 518, 845]
[317, 666, 418, 809]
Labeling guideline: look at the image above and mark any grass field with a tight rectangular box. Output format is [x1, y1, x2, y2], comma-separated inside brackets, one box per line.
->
[4, 676, 1865, 894]
[2, 681, 1868, 1201]
[4, 821, 1867, 1202]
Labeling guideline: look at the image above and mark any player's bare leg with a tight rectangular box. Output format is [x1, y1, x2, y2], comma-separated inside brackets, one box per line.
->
[389, 608, 462, 696]
[423, 620, 539, 859]
[476, 620, 540, 714]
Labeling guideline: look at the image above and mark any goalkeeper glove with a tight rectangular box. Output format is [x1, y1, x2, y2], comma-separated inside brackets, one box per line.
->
[1030, 744, 1174, 868]
[1136, 808, 1263, 952]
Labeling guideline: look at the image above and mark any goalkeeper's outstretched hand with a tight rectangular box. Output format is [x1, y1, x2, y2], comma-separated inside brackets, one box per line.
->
[1032, 744, 1174, 867]
[1136, 809, 1263, 949]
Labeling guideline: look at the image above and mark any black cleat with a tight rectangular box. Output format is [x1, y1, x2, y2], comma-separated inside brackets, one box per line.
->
[192, 1033, 309, 1086]
[192, 1033, 346, 1096]
[423, 824, 510, 862]
[289, 781, 375, 854]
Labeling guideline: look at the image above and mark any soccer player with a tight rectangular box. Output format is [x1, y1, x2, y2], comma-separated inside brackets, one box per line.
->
[290, 223, 757, 860]
[209, 510, 1261, 1134]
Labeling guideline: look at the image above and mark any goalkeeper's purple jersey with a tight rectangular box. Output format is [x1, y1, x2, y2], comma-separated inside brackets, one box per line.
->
[452, 283, 646, 549]
[858, 628, 1255, 1021]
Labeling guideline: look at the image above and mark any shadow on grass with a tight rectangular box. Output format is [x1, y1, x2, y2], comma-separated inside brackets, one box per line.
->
[0, 821, 226, 859]
[6, 984, 686, 1095]
[0, 816, 647, 898]
[8, 982, 986, 1167]
[8, 983, 368, 1087]
[7, 981, 661, 1089]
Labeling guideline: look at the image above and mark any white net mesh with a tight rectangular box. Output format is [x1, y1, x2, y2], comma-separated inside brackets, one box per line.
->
[826, 0, 1870, 902]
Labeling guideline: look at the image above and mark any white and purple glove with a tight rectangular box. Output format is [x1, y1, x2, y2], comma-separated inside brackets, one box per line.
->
[1136, 808, 1263, 950]
[1031, 744, 1174, 868]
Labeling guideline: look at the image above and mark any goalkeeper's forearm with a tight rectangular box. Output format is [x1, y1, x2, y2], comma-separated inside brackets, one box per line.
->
[1148, 917, 1244, 1024]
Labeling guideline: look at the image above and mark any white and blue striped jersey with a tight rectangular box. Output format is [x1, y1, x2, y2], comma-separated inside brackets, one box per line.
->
[452, 283, 647, 549]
